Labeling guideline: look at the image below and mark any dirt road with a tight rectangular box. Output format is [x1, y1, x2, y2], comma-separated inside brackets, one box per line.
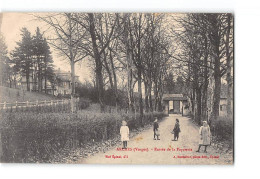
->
[76, 114, 233, 164]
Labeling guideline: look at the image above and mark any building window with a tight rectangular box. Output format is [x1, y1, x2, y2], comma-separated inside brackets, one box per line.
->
[220, 104, 226, 111]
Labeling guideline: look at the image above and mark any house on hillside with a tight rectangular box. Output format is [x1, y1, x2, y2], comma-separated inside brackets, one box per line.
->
[219, 85, 233, 117]
[53, 69, 80, 97]
[20, 68, 80, 96]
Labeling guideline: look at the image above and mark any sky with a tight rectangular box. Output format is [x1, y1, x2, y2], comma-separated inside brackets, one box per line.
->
[0, 12, 90, 83]
[0, 12, 177, 91]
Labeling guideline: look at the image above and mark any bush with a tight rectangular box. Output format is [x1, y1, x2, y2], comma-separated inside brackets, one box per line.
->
[211, 116, 233, 147]
[78, 98, 91, 110]
[0, 110, 165, 163]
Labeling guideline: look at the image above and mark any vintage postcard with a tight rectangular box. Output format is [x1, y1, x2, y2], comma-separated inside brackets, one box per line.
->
[0, 13, 234, 164]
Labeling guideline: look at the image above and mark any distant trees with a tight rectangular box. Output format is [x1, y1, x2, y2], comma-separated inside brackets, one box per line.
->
[225, 14, 234, 118]
[32, 12, 233, 122]
[11, 28, 33, 91]
[142, 13, 170, 112]
[108, 13, 171, 123]
[10, 27, 54, 92]
[86, 13, 118, 112]
[36, 13, 89, 112]
[0, 33, 11, 87]
[123, 13, 146, 122]
[48, 13, 171, 119]
[32, 27, 54, 93]
[164, 72, 175, 94]
[171, 13, 234, 124]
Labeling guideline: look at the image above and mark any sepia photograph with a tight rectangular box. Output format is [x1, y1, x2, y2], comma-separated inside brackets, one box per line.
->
[0, 12, 234, 164]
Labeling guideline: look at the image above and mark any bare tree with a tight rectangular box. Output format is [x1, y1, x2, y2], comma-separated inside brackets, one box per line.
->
[71, 13, 120, 112]
[37, 13, 88, 112]
[170, 13, 234, 124]
[225, 14, 234, 118]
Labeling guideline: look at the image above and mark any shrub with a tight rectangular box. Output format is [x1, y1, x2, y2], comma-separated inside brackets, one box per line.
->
[210, 116, 233, 147]
[78, 98, 91, 110]
[0, 110, 165, 163]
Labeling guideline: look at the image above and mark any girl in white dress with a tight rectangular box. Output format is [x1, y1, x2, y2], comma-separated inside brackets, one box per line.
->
[120, 120, 129, 149]
[196, 121, 211, 153]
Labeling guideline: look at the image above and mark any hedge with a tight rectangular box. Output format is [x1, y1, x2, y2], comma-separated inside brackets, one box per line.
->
[210, 116, 233, 148]
[0, 110, 165, 163]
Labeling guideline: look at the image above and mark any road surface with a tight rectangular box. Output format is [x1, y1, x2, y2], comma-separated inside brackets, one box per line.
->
[76, 114, 233, 165]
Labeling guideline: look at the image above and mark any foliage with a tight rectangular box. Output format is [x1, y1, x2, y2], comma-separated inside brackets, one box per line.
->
[210, 117, 233, 148]
[10, 27, 54, 92]
[172, 13, 234, 124]
[76, 84, 128, 108]
[78, 98, 91, 110]
[0, 111, 166, 163]
[0, 33, 11, 87]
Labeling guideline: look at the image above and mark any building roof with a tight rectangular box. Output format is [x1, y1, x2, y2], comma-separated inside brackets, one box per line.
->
[162, 94, 187, 101]
[54, 69, 80, 83]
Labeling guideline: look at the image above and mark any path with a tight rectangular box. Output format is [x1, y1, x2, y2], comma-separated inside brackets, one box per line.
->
[76, 114, 233, 164]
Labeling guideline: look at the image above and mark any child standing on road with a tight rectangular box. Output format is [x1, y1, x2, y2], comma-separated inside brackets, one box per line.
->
[153, 118, 160, 140]
[120, 120, 129, 149]
[196, 121, 211, 153]
[172, 118, 181, 141]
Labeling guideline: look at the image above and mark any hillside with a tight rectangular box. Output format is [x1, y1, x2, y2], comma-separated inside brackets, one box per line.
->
[0, 86, 59, 103]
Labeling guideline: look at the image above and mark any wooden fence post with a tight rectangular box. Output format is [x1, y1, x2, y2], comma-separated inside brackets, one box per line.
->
[55, 100, 57, 112]
[44, 100, 47, 112]
[3, 101, 6, 110]
[26, 101, 29, 112]
[62, 99, 64, 112]
[36, 100, 39, 112]
[68, 99, 70, 112]
[77, 97, 79, 111]
[0, 131, 3, 162]
[51, 100, 53, 112]
[16, 101, 18, 112]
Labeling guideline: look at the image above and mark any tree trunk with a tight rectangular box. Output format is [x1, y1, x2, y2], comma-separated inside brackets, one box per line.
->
[144, 79, 149, 112]
[137, 68, 144, 126]
[211, 54, 221, 122]
[196, 87, 202, 125]
[158, 73, 163, 112]
[109, 50, 118, 111]
[45, 66, 47, 94]
[154, 80, 158, 111]
[89, 13, 105, 112]
[226, 14, 233, 118]
[202, 37, 209, 120]
[103, 52, 114, 89]
[126, 49, 134, 112]
[37, 57, 41, 92]
[26, 66, 30, 91]
[149, 87, 153, 112]
[210, 14, 221, 122]
[68, 13, 76, 113]
[212, 68, 221, 121]
[70, 60, 75, 112]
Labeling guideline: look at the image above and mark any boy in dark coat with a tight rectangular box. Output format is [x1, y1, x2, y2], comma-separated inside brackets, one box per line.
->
[153, 118, 160, 140]
[172, 118, 181, 141]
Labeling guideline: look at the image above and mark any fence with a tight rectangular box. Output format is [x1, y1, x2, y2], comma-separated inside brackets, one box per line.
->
[0, 98, 80, 113]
